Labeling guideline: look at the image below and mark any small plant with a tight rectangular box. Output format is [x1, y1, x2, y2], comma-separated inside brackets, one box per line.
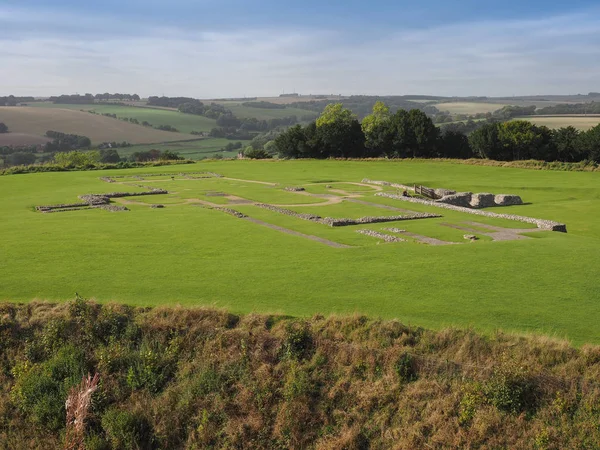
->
[483, 354, 539, 414]
[281, 322, 314, 361]
[64, 373, 100, 450]
[395, 353, 418, 383]
[101, 408, 153, 449]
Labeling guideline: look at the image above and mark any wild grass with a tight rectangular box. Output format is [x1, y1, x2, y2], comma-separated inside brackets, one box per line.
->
[0, 299, 599, 449]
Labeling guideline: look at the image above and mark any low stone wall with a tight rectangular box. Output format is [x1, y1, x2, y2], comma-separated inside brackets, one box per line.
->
[38, 189, 169, 213]
[356, 230, 405, 242]
[284, 187, 305, 192]
[375, 192, 567, 232]
[254, 203, 440, 227]
[96, 205, 129, 212]
[361, 179, 413, 190]
[196, 204, 247, 219]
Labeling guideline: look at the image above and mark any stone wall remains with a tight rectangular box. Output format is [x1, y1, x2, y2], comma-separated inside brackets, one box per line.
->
[356, 230, 405, 242]
[254, 203, 440, 227]
[375, 193, 567, 232]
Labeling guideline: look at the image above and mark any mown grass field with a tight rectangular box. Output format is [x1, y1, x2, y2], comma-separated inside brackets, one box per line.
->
[1, 160, 599, 344]
[0, 106, 195, 145]
[516, 115, 600, 130]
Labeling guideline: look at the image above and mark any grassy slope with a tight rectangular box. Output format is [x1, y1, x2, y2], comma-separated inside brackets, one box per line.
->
[2, 301, 598, 449]
[1, 160, 599, 344]
[0, 106, 195, 145]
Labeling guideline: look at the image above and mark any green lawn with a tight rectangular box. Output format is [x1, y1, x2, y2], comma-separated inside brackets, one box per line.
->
[1, 160, 599, 344]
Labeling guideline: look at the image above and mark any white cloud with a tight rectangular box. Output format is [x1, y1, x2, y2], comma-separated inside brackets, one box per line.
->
[1, 6, 600, 97]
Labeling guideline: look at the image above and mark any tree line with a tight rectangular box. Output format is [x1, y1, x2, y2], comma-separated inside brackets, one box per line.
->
[0, 96, 36, 106]
[271, 102, 600, 163]
[51, 93, 140, 104]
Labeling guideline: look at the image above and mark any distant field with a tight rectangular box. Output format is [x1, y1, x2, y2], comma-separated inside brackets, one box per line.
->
[29, 102, 217, 134]
[0, 106, 196, 145]
[1, 160, 599, 344]
[216, 103, 318, 121]
[0, 132, 50, 146]
[435, 102, 507, 114]
[118, 138, 250, 159]
[210, 96, 347, 105]
[516, 115, 600, 131]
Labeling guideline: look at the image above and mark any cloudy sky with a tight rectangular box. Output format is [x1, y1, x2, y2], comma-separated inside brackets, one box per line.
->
[1, 0, 599, 98]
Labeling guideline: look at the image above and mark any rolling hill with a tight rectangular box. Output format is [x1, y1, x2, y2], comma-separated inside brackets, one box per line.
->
[0, 106, 197, 145]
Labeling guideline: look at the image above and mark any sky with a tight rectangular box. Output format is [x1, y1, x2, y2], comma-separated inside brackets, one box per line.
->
[1, 0, 599, 98]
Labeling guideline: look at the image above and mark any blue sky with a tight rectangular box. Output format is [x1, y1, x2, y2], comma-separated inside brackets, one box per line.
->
[1, 0, 599, 97]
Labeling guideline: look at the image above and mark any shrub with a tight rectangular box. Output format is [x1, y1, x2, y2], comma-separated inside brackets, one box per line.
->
[101, 408, 154, 449]
[11, 345, 86, 430]
[395, 352, 418, 383]
[281, 322, 314, 361]
[483, 356, 539, 414]
[244, 147, 272, 159]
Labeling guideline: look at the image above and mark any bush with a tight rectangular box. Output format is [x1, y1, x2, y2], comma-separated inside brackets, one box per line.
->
[101, 408, 154, 449]
[281, 322, 314, 361]
[395, 352, 418, 383]
[244, 147, 272, 159]
[483, 356, 539, 414]
[11, 345, 87, 430]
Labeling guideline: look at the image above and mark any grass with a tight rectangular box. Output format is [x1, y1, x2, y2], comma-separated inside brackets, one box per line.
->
[0, 106, 195, 145]
[515, 115, 600, 131]
[1, 160, 599, 344]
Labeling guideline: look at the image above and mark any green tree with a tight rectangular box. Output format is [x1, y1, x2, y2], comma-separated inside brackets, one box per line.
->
[315, 103, 355, 128]
[0, 122, 8, 133]
[469, 123, 502, 159]
[361, 101, 392, 156]
[552, 127, 581, 162]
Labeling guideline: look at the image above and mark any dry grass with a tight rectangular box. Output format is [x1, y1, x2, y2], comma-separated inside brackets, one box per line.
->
[0, 106, 196, 145]
[1, 300, 599, 449]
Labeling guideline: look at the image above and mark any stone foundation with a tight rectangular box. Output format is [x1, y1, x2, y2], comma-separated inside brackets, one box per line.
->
[376, 193, 566, 232]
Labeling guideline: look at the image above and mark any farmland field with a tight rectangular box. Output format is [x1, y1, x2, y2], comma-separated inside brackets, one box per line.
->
[516, 115, 600, 130]
[1, 160, 599, 344]
[215, 103, 318, 121]
[120, 138, 250, 160]
[0, 106, 195, 145]
[29, 102, 218, 134]
[434, 102, 507, 114]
